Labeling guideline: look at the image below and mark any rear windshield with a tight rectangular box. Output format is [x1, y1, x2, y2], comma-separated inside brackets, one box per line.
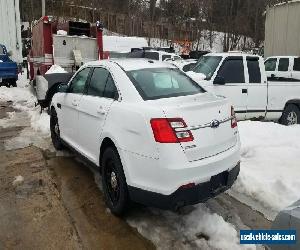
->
[127, 68, 205, 100]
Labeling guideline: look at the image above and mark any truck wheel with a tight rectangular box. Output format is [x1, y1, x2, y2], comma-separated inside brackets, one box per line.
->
[50, 109, 64, 150]
[101, 147, 129, 216]
[280, 104, 300, 126]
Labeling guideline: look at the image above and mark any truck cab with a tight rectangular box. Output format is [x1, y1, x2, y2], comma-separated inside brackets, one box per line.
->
[187, 52, 300, 125]
[187, 52, 268, 120]
[265, 56, 300, 81]
[0, 44, 18, 87]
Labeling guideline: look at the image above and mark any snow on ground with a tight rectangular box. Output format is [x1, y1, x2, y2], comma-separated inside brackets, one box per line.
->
[0, 71, 51, 150]
[45, 64, 67, 74]
[229, 121, 300, 219]
[127, 204, 255, 250]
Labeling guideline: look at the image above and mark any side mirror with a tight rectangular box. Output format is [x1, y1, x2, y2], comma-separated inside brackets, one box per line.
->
[57, 83, 68, 93]
[213, 76, 226, 85]
[7, 50, 13, 57]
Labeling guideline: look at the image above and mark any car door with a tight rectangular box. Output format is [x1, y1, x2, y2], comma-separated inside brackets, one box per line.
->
[213, 56, 248, 120]
[245, 56, 268, 119]
[59, 67, 91, 146]
[77, 67, 118, 163]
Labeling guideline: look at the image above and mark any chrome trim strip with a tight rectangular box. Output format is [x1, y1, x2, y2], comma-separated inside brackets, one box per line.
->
[175, 116, 233, 132]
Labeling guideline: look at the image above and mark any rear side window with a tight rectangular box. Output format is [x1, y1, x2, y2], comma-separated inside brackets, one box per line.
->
[87, 68, 109, 97]
[293, 58, 300, 71]
[265, 58, 277, 71]
[144, 52, 159, 61]
[103, 74, 118, 99]
[217, 58, 245, 83]
[68, 68, 91, 94]
[278, 58, 289, 71]
[127, 68, 205, 100]
[247, 57, 261, 83]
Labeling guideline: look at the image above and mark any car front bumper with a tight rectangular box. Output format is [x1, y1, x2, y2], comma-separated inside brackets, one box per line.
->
[128, 162, 240, 210]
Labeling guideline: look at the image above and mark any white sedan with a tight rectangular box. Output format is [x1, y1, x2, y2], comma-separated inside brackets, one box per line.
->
[50, 59, 241, 215]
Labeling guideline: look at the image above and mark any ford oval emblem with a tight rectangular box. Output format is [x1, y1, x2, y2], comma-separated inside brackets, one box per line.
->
[211, 120, 220, 128]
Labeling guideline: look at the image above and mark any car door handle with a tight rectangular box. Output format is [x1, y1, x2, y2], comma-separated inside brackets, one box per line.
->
[242, 89, 248, 94]
[97, 106, 106, 115]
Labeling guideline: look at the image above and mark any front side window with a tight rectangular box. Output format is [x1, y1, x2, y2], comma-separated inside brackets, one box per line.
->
[293, 58, 300, 71]
[68, 68, 90, 94]
[127, 68, 205, 100]
[217, 58, 245, 83]
[265, 58, 277, 71]
[193, 56, 222, 79]
[247, 57, 261, 83]
[87, 68, 109, 97]
[278, 58, 289, 72]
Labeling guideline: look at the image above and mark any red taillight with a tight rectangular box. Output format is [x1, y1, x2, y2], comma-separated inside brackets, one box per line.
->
[231, 106, 237, 128]
[150, 118, 194, 143]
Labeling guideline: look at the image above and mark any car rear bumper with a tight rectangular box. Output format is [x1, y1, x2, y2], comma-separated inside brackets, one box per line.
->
[128, 162, 240, 210]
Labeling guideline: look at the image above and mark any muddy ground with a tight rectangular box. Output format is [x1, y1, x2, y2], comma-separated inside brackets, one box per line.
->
[0, 101, 271, 250]
[0, 102, 154, 250]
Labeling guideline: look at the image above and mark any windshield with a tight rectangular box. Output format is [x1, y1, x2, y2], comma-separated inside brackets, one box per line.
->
[127, 68, 205, 100]
[193, 56, 222, 79]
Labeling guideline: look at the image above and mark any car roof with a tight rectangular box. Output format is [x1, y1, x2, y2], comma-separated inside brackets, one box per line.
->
[205, 52, 261, 58]
[85, 58, 177, 71]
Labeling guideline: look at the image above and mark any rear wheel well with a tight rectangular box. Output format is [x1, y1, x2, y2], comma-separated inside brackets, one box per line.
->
[100, 138, 117, 170]
[285, 100, 300, 110]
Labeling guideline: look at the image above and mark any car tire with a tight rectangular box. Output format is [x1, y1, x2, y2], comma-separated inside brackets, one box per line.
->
[101, 147, 129, 216]
[280, 104, 300, 126]
[50, 109, 64, 150]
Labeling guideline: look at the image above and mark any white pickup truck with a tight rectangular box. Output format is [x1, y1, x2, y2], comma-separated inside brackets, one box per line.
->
[187, 52, 300, 125]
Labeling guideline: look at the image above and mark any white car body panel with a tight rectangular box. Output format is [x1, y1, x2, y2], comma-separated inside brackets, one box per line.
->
[51, 58, 240, 201]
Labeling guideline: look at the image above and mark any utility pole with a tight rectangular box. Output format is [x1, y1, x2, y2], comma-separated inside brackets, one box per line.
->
[41, 0, 45, 16]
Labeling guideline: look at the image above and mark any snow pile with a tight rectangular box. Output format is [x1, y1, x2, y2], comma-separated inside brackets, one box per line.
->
[0, 72, 51, 137]
[229, 121, 300, 219]
[127, 204, 254, 250]
[45, 64, 67, 74]
[57, 30, 67, 35]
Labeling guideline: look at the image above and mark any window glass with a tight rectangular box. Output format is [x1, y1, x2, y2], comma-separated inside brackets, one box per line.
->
[87, 68, 109, 97]
[103, 74, 118, 99]
[183, 63, 196, 72]
[68, 68, 90, 94]
[144, 52, 159, 60]
[217, 58, 245, 83]
[162, 55, 171, 61]
[247, 57, 261, 83]
[193, 56, 222, 79]
[278, 58, 289, 71]
[127, 68, 205, 100]
[265, 58, 277, 71]
[293, 58, 300, 71]
[0, 46, 4, 55]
